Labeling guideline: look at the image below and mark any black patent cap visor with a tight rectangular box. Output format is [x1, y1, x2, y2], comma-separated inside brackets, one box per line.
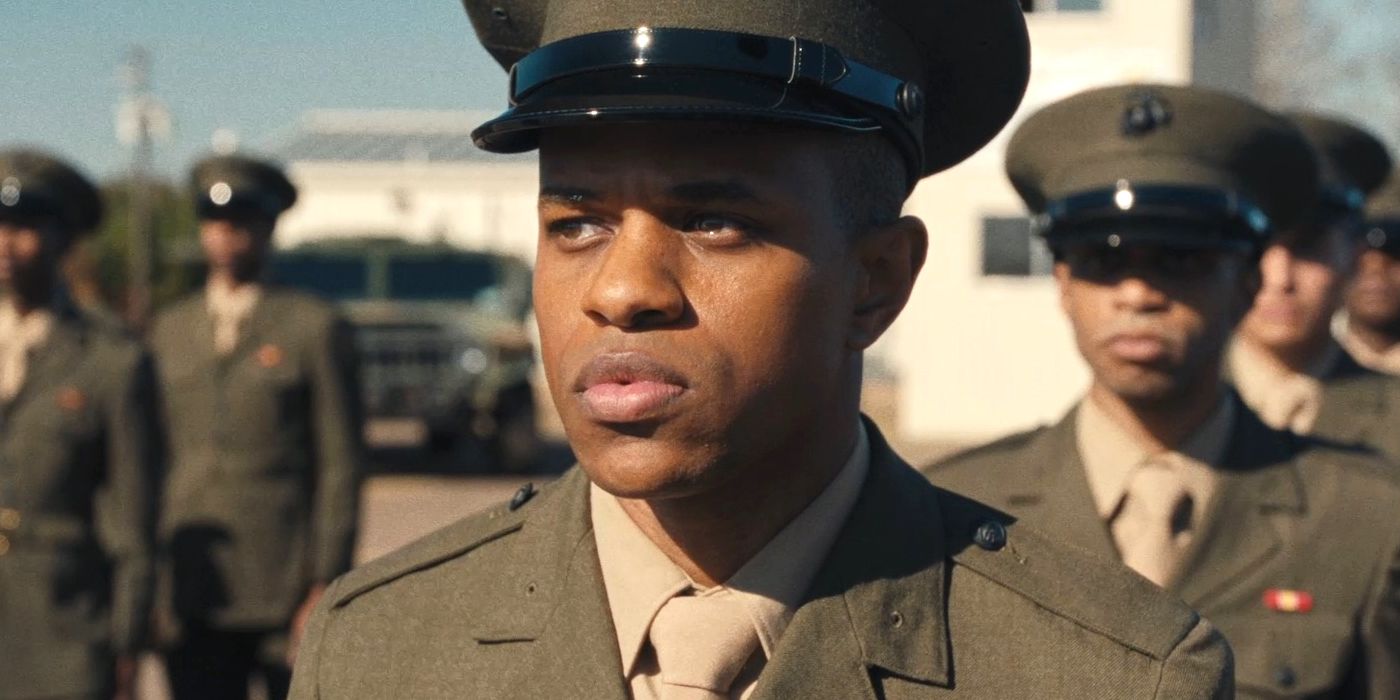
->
[472, 28, 924, 183]
[1039, 184, 1270, 254]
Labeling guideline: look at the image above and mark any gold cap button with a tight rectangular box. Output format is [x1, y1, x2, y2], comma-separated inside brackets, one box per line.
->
[0, 508, 20, 530]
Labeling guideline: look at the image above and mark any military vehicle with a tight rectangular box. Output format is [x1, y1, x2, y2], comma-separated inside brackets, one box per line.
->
[268, 237, 539, 472]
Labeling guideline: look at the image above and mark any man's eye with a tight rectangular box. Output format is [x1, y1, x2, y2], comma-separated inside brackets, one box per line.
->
[546, 218, 610, 242]
[682, 214, 752, 240]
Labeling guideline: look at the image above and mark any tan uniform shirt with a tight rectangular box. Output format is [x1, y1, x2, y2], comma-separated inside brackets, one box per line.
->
[205, 281, 262, 354]
[1228, 338, 1340, 433]
[591, 423, 870, 700]
[1076, 394, 1233, 586]
[0, 302, 54, 400]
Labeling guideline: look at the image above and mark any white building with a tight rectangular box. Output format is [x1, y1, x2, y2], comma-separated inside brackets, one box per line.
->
[264, 0, 1257, 447]
[269, 110, 539, 262]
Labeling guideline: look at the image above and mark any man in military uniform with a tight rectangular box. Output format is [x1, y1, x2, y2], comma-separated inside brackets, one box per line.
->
[0, 150, 159, 700]
[151, 155, 363, 700]
[290, 3, 1233, 698]
[1342, 172, 1400, 375]
[1229, 114, 1400, 460]
[928, 85, 1400, 698]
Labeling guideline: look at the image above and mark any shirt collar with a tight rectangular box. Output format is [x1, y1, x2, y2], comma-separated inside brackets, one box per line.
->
[205, 280, 262, 319]
[590, 421, 871, 677]
[1076, 393, 1234, 519]
[0, 301, 55, 350]
[1337, 315, 1400, 375]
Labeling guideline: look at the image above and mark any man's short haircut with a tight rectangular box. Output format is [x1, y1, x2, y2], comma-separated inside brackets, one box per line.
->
[830, 133, 909, 235]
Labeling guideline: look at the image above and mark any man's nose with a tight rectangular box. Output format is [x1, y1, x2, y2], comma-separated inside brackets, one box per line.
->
[580, 214, 686, 330]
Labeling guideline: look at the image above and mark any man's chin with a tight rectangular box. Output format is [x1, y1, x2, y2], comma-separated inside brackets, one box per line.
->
[576, 439, 727, 502]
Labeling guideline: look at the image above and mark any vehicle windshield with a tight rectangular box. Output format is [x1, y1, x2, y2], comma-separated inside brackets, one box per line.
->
[269, 256, 370, 300]
[387, 256, 499, 302]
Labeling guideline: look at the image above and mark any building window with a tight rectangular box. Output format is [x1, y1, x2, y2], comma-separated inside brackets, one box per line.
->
[1021, 0, 1103, 12]
[982, 216, 1053, 277]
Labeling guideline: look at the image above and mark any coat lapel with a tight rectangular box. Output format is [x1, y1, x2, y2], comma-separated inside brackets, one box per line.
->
[472, 468, 628, 700]
[1003, 411, 1120, 563]
[751, 423, 950, 699]
[1171, 405, 1305, 610]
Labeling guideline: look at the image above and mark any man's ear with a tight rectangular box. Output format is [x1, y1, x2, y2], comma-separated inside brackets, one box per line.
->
[848, 215, 927, 350]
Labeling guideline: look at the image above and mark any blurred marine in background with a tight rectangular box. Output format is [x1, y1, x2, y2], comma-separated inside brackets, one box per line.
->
[0, 150, 160, 700]
[150, 155, 363, 700]
[1342, 172, 1400, 375]
[929, 85, 1400, 698]
[1230, 113, 1400, 461]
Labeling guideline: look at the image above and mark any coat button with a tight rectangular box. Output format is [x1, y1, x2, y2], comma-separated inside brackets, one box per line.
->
[973, 520, 1008, 551]
[0, 508, 19, 530]
[509, 482, 536, 511]
[1275, 666, 1296, 688]
[0, 534, 9, 556]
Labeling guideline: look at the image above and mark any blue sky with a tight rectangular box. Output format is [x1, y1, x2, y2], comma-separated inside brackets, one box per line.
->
[3, 1, 507, 179]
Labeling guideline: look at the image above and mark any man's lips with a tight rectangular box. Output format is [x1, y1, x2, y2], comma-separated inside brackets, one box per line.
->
[572, 352, 689, 423]
[1105, 333, 1169, 363]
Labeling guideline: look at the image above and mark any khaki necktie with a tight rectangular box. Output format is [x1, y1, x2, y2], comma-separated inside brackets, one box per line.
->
[648, 592, 760, 700]
[1113, 458, 1194, 587]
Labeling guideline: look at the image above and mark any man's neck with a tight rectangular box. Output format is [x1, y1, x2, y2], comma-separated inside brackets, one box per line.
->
[1087, 378, 1224, 453]
[615, 402, 862, 588]
[1, 288, 52, 318]
[1240, 332, 1332, 376]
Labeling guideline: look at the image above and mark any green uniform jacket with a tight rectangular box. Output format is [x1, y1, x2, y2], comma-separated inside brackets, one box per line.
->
[151, 287, 363, 630]
[290, 424, 1232, 699]
[1313, 350, 1400, 464]
[927, 400, 1400, 699]
[0, 309, 159, 699]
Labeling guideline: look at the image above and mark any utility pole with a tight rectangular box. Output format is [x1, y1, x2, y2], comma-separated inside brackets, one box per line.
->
[117, 47, 168, 330]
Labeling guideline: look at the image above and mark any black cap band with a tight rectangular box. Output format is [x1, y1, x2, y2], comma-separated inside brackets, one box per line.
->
[0, 179, 69, 228]
[1038, 183, 1271, 252]
[474, 27, 924, 181]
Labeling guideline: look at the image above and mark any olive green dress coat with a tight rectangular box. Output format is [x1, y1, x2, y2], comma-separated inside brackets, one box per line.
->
[0, 309, 159, 699]
[290, 424, 1232, 699]
[151, 287, 363, 632]
[928, 400, 1400, 699]
[1312, 350, 1400, 464]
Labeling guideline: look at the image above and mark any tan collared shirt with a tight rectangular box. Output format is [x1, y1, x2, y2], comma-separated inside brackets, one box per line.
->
[205, 281, 262, 354]
[1337, 318, 1400, 376]
[1076, 393, 1233, 584]
[591, 423, 870, 700]
[0, 302, 54, 401]
[1228, 338, 1340, 433]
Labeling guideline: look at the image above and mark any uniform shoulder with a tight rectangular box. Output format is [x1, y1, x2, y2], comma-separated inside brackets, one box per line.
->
[265, 286, 340, 320]
[936, 486, 1203, 660]
[326, 488, 536, 610]
[150, 293, 205, 337]
[921, 425, 1051, 481]
[1291, 433, 1400, 491]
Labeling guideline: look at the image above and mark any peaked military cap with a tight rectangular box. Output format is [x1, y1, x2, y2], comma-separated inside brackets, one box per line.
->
[1006, 84, 1320, 252]
[190, 154, 297, 221]
[1362, 171, 1400, 255]
[0, 149, 103, 234]
[1289, 112, 1392, 220]
[462, 0, 1030, 182]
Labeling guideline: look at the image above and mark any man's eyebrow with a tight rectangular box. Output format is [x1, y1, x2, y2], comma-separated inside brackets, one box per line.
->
[538, 186, 599, 204]
[668, 180, 762, 204]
